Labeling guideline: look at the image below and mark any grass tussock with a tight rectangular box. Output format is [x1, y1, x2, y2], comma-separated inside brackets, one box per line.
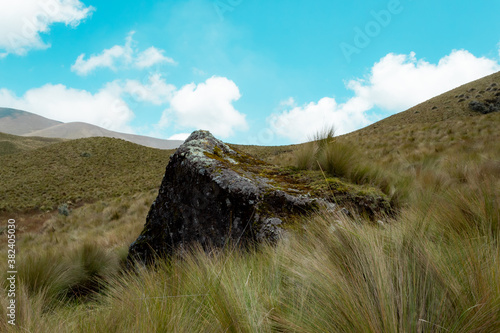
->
[15, 242, 119, 302]
[294, 127, 402, 205]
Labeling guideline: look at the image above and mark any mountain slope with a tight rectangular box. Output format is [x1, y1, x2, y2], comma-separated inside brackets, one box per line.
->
[0, 107, 62, 135]
[342, 71, 500, 165]
[349, 71, 500, 134]
[0, 108, 183, 150]
[26, 122, 183, 150]
[241, 71, 500, 167]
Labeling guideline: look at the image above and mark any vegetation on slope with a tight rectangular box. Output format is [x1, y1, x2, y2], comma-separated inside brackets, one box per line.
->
[244, 71, 500, 169]
[0, 137, 174, 212]
[344, 72, 500, 168]
[0, 132, 61, 156]
[244, 71, 500, 207]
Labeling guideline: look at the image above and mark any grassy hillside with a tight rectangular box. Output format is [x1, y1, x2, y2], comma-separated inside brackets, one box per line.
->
[0, 132, 62, 156]
[0, 136, 174, 212]
[345, 70, 500, 166]
[240, 72, 500, 208]
[242, 71, 500, 169]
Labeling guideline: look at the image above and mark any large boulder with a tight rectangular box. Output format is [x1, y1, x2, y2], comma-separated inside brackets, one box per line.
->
[128, 130, 331, 264]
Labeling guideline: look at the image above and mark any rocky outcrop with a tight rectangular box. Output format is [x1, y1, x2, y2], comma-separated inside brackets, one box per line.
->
[128, 130, 334, 264]
[469, 98, 500, 114]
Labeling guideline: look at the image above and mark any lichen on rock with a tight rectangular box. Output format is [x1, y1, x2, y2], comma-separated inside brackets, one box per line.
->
[128, 130, 331, 264]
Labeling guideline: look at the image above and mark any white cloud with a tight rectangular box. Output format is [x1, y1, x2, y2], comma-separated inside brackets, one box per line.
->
[71, 33, 134, 75]
[71, 32, 175, 75]
[0, 84, 134, 133]
[0, 74, 248, 139]
[71, 32, 134, 75]
[108, 73, 176, 105]
[0, 0, 94, 56]
[280, 97, 296, 107]
[168, 133, 190, 141]
[135, 47, 176, 69]
[271, 49, 500, 143]
[348, 50, 500, 111]
[269, 96, 371, 142]
[159, 76, 247, 138]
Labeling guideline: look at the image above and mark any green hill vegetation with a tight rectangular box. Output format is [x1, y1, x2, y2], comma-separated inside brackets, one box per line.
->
[0, 137, 174, 212]
[0, 132, 62, 156]
[0, 72, 499, 332]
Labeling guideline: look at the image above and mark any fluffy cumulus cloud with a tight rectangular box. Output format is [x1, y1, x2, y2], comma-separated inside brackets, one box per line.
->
[0, 84, 134, 133]
[159, 76, 248, 138]
[0, 74, 247, 139]
[271, 49, 500, 143]
[71, 33, 134, 75]
[269, 96, 372, 142]
[0, 73, 178, 132]
[106, 73, 176, 105]
[348, 50, 500, 112]
[135, 47, 176, 69]
[71, 32, 175, 75]
[0, 0, 94, 56]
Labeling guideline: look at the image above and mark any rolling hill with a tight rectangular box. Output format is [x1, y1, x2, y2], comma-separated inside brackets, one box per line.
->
[0, 137, 174, 212]
[25, 121, 183, 150]
[0, 108, 183, 150]
[0, 132, 62, 156]
[0, 107, 61, 135]
[242, 71, 500, 168]
[344, 70, 500, 164]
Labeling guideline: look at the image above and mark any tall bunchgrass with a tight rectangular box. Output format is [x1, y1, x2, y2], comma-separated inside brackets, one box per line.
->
[10, 242, 119, 304]
[0, 243, 121, 331]
[273, 198, 500, 332]
[294, 127, 404, 203]
[31, 244, 282, 332]
[2, 173, 498, 332]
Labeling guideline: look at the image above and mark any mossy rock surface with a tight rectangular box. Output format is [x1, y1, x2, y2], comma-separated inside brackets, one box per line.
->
[128, 130, 391, 264]
[128, 131, 328, 263]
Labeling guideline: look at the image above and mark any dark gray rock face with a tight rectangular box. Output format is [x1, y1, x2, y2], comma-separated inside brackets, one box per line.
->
[128, 130, 325, 264]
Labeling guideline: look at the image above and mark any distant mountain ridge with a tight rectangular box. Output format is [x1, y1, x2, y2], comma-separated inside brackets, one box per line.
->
[0, 108, 62, 135]
[0, 108, 182, 150]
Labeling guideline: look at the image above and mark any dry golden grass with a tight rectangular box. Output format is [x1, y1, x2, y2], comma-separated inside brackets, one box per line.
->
[5, 190, 156, 258]
[2, 176, 498, 332]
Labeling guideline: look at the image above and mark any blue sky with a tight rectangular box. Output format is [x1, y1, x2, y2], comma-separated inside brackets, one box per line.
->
[1, 0, 499, 145]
